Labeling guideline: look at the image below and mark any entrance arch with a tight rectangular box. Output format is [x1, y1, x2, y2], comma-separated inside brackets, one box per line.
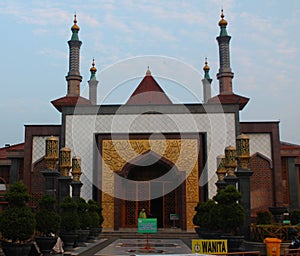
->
[117, 150, 184, 228]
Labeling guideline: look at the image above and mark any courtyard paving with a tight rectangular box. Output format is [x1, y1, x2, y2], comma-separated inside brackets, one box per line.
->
[66, 237, 193, 256]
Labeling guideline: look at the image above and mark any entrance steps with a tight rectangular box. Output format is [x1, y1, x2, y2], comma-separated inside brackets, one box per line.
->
[99, 228, 199, 240]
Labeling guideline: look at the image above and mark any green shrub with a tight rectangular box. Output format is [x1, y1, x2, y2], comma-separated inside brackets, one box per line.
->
[212, 185, 245, 234]
[60, 196, 79, 232]
[88, 200, 100, 228]
[77, 198, 91, 229]
[35, 194, 61, 236]
[97, 205, 104, 227]
[193, 185, 245, 235]
[0, 181, 35, 243]
[193, 199, 216, 229]
[290, 210, 300, 225]
[256, 211, 272, 225]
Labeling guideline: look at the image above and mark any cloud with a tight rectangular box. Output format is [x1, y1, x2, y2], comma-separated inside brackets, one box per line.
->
[38, 48, 67, 60]
[103, 13, 132, 33]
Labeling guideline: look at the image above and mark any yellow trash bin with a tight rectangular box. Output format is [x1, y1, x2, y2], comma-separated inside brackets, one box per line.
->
[264, 237, 282, 256]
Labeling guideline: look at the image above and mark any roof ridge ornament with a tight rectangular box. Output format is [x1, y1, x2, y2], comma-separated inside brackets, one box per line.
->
[146, 66, 151, 76]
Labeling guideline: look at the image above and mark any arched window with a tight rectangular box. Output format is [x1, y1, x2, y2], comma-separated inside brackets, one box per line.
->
[0, 178, 7, 191]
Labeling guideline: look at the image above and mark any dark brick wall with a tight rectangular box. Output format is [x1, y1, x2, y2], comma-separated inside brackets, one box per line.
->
[249, 154, 274, 216]
[30, 158, 46, 208]
[281, 157, 290, 205]
[24, 125, 61, 196]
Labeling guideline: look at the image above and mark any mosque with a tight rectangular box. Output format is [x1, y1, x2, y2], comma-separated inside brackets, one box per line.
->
[0, 11, 299, 232]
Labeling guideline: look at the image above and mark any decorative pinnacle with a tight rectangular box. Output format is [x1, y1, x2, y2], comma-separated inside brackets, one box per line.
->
[146, 66, 151, 76]
[90, 58, 97, 72]
[90, 58, 97, 80]
[203, 57, 210, 79]
[71, 13, 80, 31]
[218, 9, 228, 27]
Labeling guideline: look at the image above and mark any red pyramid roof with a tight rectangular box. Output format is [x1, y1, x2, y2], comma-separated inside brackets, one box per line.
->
[51, 96, 91, 112]
[208, 93, 249, 110]
[126, 71, 172, 105]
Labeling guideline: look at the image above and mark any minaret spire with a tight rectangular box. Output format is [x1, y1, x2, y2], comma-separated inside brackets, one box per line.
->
[202, 58, 212, 103]
[66, 14, 82, 96]
[88, 58, 99, 105]
[216, 10, 234, 94]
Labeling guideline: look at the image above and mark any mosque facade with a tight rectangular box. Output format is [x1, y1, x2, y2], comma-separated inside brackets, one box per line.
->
[0, 12, 299, 231]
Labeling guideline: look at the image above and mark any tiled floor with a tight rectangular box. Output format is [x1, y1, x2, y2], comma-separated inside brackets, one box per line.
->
[94, 238, 192, 255]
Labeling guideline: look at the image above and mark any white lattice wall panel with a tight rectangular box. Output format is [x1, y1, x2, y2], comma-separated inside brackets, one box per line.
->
[32, 136, 59, 164]
[65, 113, 236, 200]
[246, 133, 272, 160]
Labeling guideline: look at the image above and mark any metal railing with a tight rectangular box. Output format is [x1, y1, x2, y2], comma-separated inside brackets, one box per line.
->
[284, 248, 300, 256]
[251, 225, 300, 242]
[225, 251, 261, 256]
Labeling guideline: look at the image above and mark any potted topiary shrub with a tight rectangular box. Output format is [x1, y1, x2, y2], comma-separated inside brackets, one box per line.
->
[193, 185, 245, 252]
[96, 202, 104, 233]
[212, 185, 245, 235]
[290, 210, 300, 225]
[77, 198, 91, 245]
[87, 199, 100, 241]
[193, 199, 217, 238]
[59, 196, 79, 251]
[35, 194, 61, 256]
[0, 181, 36, 256]
[256, 211, 272, 225]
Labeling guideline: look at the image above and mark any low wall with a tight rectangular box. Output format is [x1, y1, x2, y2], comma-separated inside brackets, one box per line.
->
[242, 240, 290, 255]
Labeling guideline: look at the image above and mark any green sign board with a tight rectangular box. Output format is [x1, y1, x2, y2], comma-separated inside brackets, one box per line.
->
[170, 214, 179, 220]
[138, 218, 157, 233]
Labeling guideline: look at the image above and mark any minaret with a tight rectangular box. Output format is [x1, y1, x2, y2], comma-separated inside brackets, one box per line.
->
[202, 58, 212, 103]
[216, 10, 234, 94]
[88, 59, 99, 105]
[66, 14, 82, 96]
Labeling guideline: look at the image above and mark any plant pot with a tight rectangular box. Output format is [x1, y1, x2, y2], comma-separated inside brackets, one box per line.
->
[35, 236, 57, 256]
[87, 227, 99, 241]
[95, 226, 102, 237]
[195, 227, 221, 239]
[60, 231, 78, 251]
[2, 240, 32, 256]
[77, 229, 90, 246]
[220, 235, 244, 252]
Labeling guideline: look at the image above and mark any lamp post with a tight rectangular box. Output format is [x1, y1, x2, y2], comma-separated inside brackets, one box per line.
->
[42, 136, 60, 197]
[235, 134, 253, 240]
[224, 145, 238, 186]
[71, 156, 83, 202]
[58, 148, 72, 209]
[216, 155, 227, 191]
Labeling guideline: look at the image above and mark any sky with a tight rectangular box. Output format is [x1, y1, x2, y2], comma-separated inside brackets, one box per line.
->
[0, 0, 299, 147]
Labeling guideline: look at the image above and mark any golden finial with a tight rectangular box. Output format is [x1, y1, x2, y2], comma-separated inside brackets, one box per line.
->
[90, 58, 97, 72]
[203, 57, 210, 71]
[71, 13, 80, 31]
[146, 66, 151, 76]
[218, 9, 228, 27]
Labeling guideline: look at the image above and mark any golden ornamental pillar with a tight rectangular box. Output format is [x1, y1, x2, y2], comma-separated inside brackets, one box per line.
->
[72, 156, 82, 182]
[216, 154, 227, 191]
[45, 136, 59, 170]
[216, 155, 227, 181]
[225, 145, 237, 176]
[236, 134, 250, 169]
[59, 147, 72, 176]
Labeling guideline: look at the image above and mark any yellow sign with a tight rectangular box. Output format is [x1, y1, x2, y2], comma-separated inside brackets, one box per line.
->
[192, 239, 228, 254]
